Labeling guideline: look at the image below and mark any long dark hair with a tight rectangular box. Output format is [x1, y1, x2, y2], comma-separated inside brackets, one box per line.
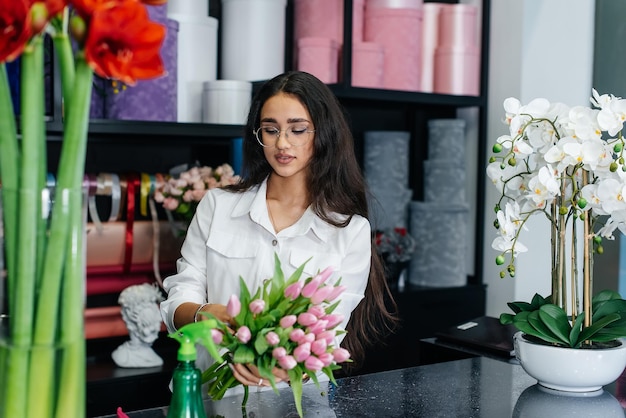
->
[227, 71, 398, 373]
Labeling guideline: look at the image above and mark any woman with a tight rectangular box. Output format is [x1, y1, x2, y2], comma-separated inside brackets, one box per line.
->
[160, 70, 396, 389]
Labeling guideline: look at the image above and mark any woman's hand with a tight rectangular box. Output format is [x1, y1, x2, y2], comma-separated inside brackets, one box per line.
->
[231, 363, 289, 387]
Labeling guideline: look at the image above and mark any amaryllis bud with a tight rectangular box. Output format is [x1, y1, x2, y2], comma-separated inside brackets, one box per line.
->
[289, 328, 306, 343]
[311, 339, 328, 356]
[304, 355, 324, 372]
[307, 319, 329, 335]
[69, 14, 87, 45]
[332, 347, 351, 363]
[280, 315, 297, 328]
[227, 295, 241, 317]
[265, 331, 280, 346]
[235, 326, 251, 343]
[293, 342, 311, 362]
[249, 299, 265, 314]
[323, 314, 344, 329]
[284, 282, 303, 300]
[311, 286, 334, 304]
[278, 355, 297, 370]
[30, 3, 48, 34]
[211, 329, 223, 345]
[297, 312, 318, 327]
[272, 347, 287, 359]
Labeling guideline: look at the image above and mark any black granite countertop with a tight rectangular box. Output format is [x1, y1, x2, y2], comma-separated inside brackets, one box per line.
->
[97, 357, 626, 417]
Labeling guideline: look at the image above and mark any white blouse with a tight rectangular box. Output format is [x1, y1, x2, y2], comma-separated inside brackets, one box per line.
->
[160, 177, 372, 356]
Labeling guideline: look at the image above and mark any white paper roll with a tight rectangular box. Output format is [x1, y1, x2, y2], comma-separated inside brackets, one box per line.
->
[167, 0, 209, 16]
[202, 80, 252, 124]
[168, 14, 218, 122]
[220, 0, 287, 81]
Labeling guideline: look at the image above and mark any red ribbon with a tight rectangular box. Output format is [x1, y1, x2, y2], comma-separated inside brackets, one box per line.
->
[123, 173, 141, 274]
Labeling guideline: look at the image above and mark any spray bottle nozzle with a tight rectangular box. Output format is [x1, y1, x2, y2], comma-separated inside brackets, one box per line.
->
[169, 319, 224, 363]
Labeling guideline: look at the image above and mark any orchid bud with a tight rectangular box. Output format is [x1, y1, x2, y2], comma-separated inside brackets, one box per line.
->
[227, 294, 241, 317]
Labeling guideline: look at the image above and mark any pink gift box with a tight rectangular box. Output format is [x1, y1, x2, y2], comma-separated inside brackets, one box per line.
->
[438, 3, 478, 48]
[365, 0, 423, 9]
[433, 45, 480, 96]
[352, 42, 384, 88]
[419, 2, 444, 93]
[353, 0, 365, 42]
[297, 37, 340, 84]
[294, 0, 343, 45]
[364, 7, 422, 90]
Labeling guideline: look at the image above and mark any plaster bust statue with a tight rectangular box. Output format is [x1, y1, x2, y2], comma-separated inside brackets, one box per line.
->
[112, 283, 165, 368]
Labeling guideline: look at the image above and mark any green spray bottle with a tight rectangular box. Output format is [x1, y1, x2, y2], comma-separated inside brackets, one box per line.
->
[166, 320, 224, 418]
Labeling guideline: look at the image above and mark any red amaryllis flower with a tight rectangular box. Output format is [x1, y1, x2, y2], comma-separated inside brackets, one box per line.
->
[84, 0, 165, 85]
[68, 0, 117, 19]
[0, 0, 32, 62]
[139, 0, 167, 5]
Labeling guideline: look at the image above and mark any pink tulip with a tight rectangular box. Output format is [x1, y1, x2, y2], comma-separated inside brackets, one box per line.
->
[308, 319, 329, 335]
[284, 282, 303, 300]
[289, 328, 306, 343]
[278, 355, 297, 370]
[301, 276, 323, 298]
[249, 299, 265, 314]
[318, 352, 334, 367]
[323, 314, 344, 329]
[297, 312, 318, 327]
[305, 355, 325, 372]
[311, 285, 334, 304]
[280, 315, 297, 328]
[332, 347, 351, 363]
[236, 326, 251, 343]
[227, 295, 241, 317]
[272, 347, 287, 359]
[317, 330, 336, 345]
[302, 332, 316, 344]
[311, 339, 327, 356]
[316, 266, 334, 283]
[326, 285, 347, 302]
[211, 329, 223, 345]
[265, 331, 280, 346]
[307, 305, 326, 318]
[293, 342, 311, 362]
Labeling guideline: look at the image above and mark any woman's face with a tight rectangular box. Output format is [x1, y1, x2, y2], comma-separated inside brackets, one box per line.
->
[258, 92, 315, 180]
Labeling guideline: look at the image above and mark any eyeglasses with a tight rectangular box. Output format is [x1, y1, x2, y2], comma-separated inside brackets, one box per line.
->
[253, 125, 315, 148]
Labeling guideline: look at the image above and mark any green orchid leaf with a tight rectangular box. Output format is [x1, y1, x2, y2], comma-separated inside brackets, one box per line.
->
[531, 293, 550, 309]
[507, 301, 533, 314]
[569, 313, 584, 347]
[538, 304, 571, 345]
[499, 313, 514, 325]
[593, 299, 626, 321]
[513, 311, 564, 345]
[577, 313, 622, 342]
[593, 289, 622, 304]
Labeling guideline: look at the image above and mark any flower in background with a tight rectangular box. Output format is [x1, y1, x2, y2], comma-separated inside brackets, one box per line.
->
[374, 227, 416, 263]
[182, 254, 351, 418]
[154, 164, 241, 223]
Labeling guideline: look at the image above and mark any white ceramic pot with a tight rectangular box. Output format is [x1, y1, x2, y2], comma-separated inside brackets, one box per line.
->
[513, 331, 626, 393]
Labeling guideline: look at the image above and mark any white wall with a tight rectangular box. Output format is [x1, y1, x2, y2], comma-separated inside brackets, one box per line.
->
[483, 0, 596, 317]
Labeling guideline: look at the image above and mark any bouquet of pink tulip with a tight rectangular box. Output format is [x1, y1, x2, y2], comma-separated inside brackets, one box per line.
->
[177, 254, 351, 418]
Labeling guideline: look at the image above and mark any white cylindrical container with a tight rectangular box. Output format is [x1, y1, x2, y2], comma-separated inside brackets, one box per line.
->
[297, 37, 340, 84]
[167, 13, 218, 122]
[221, 0, 287, 81]
[167, 0, 209, 16]
[202, 80, 252, 125]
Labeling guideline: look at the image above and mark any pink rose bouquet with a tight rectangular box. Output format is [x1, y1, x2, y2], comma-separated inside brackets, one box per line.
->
[176, 254, 351, 418]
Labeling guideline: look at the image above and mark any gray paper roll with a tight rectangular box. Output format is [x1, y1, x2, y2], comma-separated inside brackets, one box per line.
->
[423, 160, 466, 203]
[428, 119, 466, 162]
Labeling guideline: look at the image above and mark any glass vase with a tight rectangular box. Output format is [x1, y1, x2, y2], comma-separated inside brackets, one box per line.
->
[0, 186, 86, 418]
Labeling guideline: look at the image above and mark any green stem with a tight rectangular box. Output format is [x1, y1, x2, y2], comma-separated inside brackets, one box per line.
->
[51, 33, 74, 113]
[0, 64, 19, 316]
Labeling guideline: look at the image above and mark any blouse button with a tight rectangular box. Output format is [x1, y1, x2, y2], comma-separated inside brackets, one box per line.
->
[272, 239, 278, 246]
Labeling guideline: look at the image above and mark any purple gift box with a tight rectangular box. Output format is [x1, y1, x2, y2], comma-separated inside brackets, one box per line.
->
[104, 5, 178, 122]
